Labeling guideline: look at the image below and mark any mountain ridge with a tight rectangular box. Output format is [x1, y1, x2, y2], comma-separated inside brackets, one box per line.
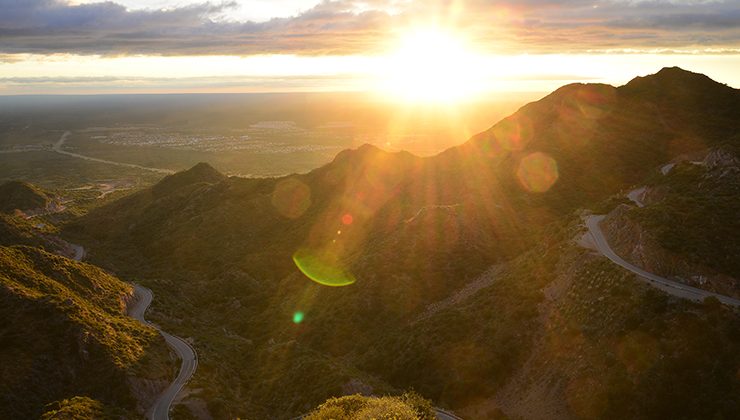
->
[59, 67, 740, 419]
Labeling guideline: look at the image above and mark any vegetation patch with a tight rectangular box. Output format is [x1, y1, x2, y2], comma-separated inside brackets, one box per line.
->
[305, 392, 435, 420]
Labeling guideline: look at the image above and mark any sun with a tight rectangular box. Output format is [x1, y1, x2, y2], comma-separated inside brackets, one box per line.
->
[378, 28, 484, 103]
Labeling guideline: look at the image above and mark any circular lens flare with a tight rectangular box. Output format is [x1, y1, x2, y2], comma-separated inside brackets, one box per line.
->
[293, 248, 356, 287]
[342, 213, 354, 225]
[516, 152, 559, 193]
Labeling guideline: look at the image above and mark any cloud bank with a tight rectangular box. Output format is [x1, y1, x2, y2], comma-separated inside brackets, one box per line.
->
[0, 0, 738, 55]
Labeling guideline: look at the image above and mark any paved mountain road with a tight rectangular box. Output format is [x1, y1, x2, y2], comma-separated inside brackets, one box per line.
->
[129, 284, 198, 420]
[435, 408, 464, 420]
[586, 215, 740, 307]
[70, 243, 86, 261]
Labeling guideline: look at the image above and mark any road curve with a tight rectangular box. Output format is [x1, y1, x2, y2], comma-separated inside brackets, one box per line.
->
[586, 215, 740, 307]
[435, 408, 464, 420]
[129, 284, 199, 420]
[70, 243, 86, 262]
[53, 131, 174, 175]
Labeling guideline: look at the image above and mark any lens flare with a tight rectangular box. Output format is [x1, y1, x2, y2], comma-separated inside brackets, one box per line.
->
[293, 248, 356, 287]
[342, 213, 354, 225]
[271, 177, 311, 219]
[616, 331, 658, 375]
[490, 116, 532, 151]
[516, 152, 559, 193]
[566, 376, 608, 419]
[293, 311, 304, 324]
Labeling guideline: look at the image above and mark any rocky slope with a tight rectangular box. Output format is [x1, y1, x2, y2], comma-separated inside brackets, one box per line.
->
[600, 145, 740, 298]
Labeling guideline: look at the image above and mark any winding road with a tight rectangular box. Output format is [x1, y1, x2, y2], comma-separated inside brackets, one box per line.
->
[67, 242, 196, 419]
[435, 408, 464, 420]
[53, 131, 174, 174]
[69, 243, 86, 261]
[128, 284, 199, 420]
[586, 215, 740, 307]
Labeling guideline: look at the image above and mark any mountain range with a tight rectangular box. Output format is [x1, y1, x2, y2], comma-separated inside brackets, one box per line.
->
[2, 67, 739, 419]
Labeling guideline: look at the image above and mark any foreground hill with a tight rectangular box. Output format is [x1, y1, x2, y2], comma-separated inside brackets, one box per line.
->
[0, 245, 170, 418]
[0, 180, 50, 214]
[65, 68, 740, 418]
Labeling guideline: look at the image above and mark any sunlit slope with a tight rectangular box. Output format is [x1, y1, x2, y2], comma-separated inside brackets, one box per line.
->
[0, 246, 169, 419]
[71, 68, 740, 283]
[64, 67, 740, 418]
[447, 67, 740, 211]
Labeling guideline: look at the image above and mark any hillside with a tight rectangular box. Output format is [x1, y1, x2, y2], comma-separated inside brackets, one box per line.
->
[600, 143, 740, 297]
[64, 67, 740, 418]
[0, 245, 171, 418]
[0, 180, 50, 213]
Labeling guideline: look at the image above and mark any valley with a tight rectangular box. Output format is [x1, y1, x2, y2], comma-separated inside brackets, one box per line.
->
[52, 131, 175, 175]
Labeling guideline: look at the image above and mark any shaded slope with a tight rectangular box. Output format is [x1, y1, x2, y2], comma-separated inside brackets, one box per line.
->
[152, 162, 226, 198]
[0, 180, 50, 213]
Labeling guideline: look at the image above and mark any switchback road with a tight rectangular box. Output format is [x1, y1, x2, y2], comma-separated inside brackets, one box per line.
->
[129, 284, 198, 420]
[586, 215, 740, 307]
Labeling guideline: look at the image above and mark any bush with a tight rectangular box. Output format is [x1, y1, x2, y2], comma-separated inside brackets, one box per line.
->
[305, 393, 435, 420]
[41, 397, 108, 420]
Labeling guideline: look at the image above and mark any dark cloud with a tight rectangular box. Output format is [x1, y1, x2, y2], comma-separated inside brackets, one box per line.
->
[0, 0, 737, 55]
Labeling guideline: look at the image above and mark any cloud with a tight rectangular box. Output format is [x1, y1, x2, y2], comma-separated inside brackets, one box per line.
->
[0, 74, 369, 94]
[0, 0, 737, 56]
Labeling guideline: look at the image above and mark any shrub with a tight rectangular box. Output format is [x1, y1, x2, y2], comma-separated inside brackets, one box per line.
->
[305, 393, 435, 420]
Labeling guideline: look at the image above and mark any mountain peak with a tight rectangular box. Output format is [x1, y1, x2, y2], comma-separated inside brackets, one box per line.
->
[655, 66, 703, 77]
[621, 66, 728, 95]
[152, 162, 225, 197]
[330, 143, 386, 164]
[187, 162, 223, 178]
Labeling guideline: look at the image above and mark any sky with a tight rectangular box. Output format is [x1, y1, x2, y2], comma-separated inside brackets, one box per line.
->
[0, 0, 739, 97]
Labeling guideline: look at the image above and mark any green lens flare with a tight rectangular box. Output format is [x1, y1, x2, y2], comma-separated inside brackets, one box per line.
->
[293, 311, 304, 324]
[293, 248, 356, 287]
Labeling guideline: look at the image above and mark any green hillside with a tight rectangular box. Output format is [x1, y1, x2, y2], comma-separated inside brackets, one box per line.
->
[0, 245, 170, 419]
[630, 147, 740, 278]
